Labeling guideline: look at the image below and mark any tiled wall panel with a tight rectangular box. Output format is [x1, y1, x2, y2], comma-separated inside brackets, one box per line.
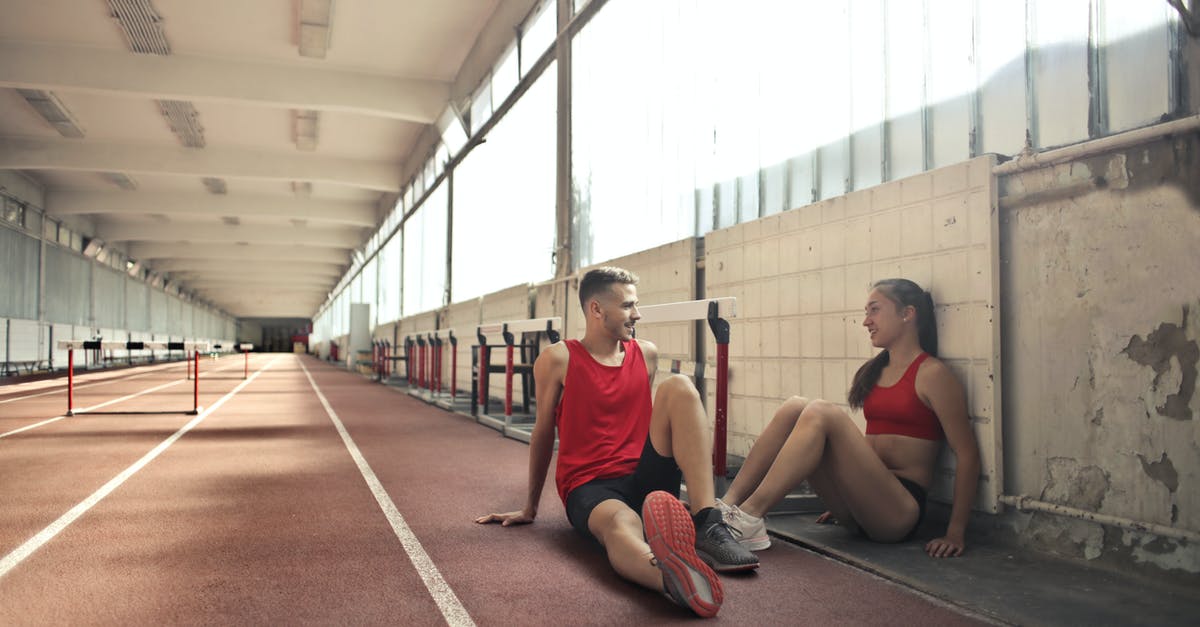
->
[706, 155, 1001, 512]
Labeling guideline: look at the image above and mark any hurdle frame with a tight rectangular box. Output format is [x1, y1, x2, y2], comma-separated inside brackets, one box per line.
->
[473, 316, 561, 441]
[59, 340, 210, 416]
[635, 297, 736, 478]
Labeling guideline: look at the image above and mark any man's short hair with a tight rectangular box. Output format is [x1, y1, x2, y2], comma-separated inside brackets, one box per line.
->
[578, 267, 639, 312]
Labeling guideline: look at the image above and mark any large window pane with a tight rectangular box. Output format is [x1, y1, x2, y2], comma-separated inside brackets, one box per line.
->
[452, 65, 556, 302]
[404, 183, 448, 314]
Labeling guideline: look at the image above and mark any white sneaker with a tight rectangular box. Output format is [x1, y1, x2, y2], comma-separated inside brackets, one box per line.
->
[722, 503, 771, 551]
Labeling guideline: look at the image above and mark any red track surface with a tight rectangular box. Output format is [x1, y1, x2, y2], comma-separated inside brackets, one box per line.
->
[0, 354, 986, 625]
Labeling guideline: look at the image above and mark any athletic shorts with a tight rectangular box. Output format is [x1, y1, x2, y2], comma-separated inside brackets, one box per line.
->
[896, 475, 928, 542]
[564, 437, 682, 542]
[856, 474, 927, 542]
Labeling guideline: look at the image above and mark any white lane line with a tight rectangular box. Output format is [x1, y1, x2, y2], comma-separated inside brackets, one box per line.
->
[0, 356, 280, 580]
[0, 362, 248, 440]
[298, 359, 475, 627]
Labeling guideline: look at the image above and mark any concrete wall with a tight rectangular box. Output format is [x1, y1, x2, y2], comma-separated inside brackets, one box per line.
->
[998, 132, 1200, 574]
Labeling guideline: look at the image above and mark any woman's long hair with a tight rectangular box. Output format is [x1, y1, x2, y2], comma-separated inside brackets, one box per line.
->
[847, 279, 938, 409]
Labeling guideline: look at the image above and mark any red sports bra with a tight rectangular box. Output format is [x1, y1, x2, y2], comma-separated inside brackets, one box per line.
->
[863, 352, 944, 441]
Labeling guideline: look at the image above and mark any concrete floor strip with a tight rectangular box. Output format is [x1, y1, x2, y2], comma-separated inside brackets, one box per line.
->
[0, 356, 280, 580]
[299, 360, 476, 627]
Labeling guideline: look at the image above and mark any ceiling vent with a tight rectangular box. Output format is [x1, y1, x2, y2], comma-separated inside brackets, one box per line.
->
[202, 177, 227, 194]
[222, 216, 241, 226]
[159, 100, 206, 148]
[17, 89, 86, 138]
[292, 181, 313, 197]
[294, 110, 319, 151]
[107, 0, 171, 55]
[99, 172, 139, 190]
[297, 0, 334, 59]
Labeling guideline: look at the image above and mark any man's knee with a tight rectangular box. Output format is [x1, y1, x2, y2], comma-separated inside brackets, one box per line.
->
[589, 501, 642, 544]
[654, 373, 699, 405]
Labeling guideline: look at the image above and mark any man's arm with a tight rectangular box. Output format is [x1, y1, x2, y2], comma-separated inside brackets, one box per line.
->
[475, 342, 566, 526]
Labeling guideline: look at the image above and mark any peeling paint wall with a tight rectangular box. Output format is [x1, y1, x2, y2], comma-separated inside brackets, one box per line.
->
[999, 133, 1200, 575]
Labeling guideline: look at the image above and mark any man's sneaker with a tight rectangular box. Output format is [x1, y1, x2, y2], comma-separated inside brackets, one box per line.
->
[642, 491, 723, 618]
[693, 507, 761, 572]
[722, 503, 771, 551]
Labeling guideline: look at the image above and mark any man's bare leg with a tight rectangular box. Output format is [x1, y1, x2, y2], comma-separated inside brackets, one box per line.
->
[647, 374, 760, 571]
[647, 374, 716, 513]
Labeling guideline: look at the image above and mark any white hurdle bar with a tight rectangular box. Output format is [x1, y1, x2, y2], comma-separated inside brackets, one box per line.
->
[56, 340, 211, 416]
[476, 316, 562, 418]
[634, 297, 736, 476]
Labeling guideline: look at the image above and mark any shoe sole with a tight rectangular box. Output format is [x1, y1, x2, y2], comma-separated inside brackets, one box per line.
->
[738, 535, 771, 552]
[642, 491, 723, 618]
[697, 548, 762, 573]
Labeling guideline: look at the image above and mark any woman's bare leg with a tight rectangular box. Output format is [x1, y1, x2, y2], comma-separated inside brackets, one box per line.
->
[738, 400, 919, 541]
[722, 396, 810, 506]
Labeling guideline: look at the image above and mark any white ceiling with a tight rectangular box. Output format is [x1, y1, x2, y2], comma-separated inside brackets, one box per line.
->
[0, 0, 520, 319]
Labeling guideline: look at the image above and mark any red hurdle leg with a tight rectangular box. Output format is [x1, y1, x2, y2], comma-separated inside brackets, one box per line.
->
[504, 343, 514, 417]
[478, 346, 489, 409]
[193, 350, 200, 414]
[436, 343, 443, 393]
[244, 349, 249, 379]
[714, 342, 729, 477]
[451, 343, 457, 399]
[67, 348, 74, 416]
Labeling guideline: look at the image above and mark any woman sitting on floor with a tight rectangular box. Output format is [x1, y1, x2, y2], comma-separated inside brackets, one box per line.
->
[720, 278, 980, 558]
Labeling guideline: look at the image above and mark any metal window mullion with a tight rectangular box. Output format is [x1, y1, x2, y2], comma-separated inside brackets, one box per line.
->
[1168, 0, 1187, 117]
[921, 0, 933, 172]
[1088, 0, 1107, 138]
[1024, 0, 1039, 150]
[881, 0, 891, 183]
[969, 0, 982, 157]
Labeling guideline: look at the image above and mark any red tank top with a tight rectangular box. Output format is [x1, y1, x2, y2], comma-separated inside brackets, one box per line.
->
[863, 352, 944, 441]
[553, 339, 653, 505]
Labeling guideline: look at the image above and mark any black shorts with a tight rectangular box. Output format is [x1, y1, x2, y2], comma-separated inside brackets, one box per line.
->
[896, 475, 928, 542]
[856, 475, 927, 542]
[564, 437, 682, 542]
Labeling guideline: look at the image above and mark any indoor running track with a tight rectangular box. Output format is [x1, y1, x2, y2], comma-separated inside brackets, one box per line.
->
[0, 353, 987, 625]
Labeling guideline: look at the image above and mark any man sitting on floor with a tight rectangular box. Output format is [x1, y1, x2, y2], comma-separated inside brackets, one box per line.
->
[476, 266, 757, 618]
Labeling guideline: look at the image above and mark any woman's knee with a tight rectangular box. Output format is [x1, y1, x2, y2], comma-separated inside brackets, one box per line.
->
[796, 398, 850, 431]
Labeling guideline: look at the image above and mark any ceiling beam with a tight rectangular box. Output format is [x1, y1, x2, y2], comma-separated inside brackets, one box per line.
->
[150, 259, 345, 277]
[0, 41, 447, 123]
[95, 221, 363, 248]
[126, 242, 350, 264]
[0, 137, 402, 192]
[46, 190, 377, 228]
[184, 276, 335, 288]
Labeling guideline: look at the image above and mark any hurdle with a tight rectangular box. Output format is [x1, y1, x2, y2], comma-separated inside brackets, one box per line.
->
[239, 343, 253, 379]
[404, 331, 440, 401]
[428, 328, 454, 397]
[635, 297, 736, 478]
[58, 340, 211, 416]
[474, 317, 562, 440]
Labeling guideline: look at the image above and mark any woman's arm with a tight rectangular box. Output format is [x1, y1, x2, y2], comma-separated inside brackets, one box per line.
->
[919, 359, 981, 557]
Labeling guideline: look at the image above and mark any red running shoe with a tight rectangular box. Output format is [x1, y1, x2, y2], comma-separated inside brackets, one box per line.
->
[642, 490, 724, 617]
